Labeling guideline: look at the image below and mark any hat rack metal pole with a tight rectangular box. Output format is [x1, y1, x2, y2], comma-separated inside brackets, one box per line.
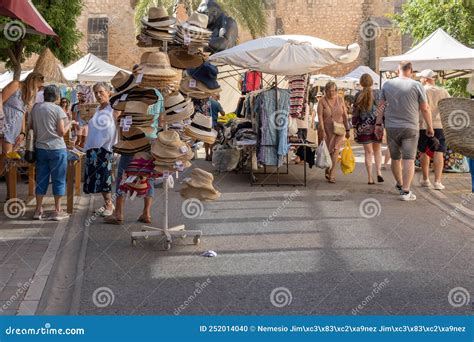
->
[130, 39, 202, 250]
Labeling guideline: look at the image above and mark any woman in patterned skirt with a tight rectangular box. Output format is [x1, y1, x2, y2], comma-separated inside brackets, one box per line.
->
[83, 83, 118, 216]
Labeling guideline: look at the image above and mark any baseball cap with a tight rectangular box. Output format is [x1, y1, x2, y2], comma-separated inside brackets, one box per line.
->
[416, 69, 437, 80]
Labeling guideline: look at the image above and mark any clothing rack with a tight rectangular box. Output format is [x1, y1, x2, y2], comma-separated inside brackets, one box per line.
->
[131, 42, 202, 250]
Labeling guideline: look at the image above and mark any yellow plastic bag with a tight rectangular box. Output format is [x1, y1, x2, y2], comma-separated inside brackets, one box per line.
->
[340, 140, 355, 174]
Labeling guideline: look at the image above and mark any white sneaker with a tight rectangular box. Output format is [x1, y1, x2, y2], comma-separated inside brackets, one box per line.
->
[434, 182, 445, 190]
[400, 191, 417, 201]
[420, 179, 432, 187]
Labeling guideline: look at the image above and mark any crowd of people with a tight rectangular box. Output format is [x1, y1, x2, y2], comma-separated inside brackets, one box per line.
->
[0, 60, 464, 221]
[312, 61, 451, 201]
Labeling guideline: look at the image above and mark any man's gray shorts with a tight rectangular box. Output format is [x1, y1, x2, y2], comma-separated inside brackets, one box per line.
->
[386, 128, 419, 160]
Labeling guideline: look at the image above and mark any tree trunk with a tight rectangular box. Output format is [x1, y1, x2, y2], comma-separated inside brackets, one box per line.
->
[7, 43, 23, 81]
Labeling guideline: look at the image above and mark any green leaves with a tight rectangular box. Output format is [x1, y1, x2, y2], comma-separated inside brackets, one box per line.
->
[0, 0, 84, 75]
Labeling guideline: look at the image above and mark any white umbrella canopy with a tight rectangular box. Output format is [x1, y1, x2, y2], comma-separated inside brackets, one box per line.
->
[337, 66, 385, 89]
[310, 74, 353, 88]
[209, 35, 360, 76]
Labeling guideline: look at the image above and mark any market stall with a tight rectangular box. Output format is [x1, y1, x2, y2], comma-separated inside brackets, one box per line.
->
[62, 53, 128, 83]
[208, 35, 360, 186]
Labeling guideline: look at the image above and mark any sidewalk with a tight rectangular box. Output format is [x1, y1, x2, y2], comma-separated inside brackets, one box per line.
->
[0, 179, 83, 315]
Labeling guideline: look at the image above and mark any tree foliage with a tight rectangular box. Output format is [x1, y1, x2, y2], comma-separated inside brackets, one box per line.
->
[0, 0, 84, 79]
[134, 0, 267, 39]
[393, 0, 474, 96]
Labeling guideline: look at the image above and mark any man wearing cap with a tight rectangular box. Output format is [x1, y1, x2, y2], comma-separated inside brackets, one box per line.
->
[375, 61, 434, 201]
[417, 69, 450, 190]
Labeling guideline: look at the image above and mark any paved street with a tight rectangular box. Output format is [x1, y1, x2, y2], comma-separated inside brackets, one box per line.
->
[1, 148, 473, 316]
[16, 147, 470, 317]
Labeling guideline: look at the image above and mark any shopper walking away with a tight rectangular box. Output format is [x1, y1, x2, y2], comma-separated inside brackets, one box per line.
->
[29, 85, 71, 220]
[375, 62, 434, 201]
[83, 83, 118, 216]
[352, 74, 384, 184]
[318, 81, 350, 183]
[416, 69, 450, 190]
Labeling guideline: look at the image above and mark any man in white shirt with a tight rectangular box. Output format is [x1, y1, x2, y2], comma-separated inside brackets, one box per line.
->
[417, 69, 450, 190]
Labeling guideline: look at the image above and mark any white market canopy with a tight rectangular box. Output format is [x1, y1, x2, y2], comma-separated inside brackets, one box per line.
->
[62, 53, 127, 82]
[0, 70, 32, 90]
[310, 74, 353, 89]
[209, 35, 360, 76]
[337, 66, 385, 89]
[380, 28, 474, 76]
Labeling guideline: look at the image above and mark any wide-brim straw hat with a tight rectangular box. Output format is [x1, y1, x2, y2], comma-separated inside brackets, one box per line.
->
[142, 27, 174, 40]
[111, 88, 159, 111]
[151, 130, 190, 154]
[152, 140, 194, 160]
[168, 48, 206, 69]
[180, 185, 221, 201]
[136, 51, 177, 78]
[184, 127, 217, 145]
[136, 34, 164, 48]
[183, 168, 217, 191]
[121, 126, 156, 139]
[180, 77, 221, 97]
[110, 71, 137, 99]
[113, 134, 151, 155]
[163, 102, 194, 124]
[141, 6, 176, 28]
[175, 28, 211, 43]
[123, 101, 149, 115]
[179, 12, 212, 35]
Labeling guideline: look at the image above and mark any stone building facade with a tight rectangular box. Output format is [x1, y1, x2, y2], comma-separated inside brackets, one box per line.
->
[21, 0, 407, 76]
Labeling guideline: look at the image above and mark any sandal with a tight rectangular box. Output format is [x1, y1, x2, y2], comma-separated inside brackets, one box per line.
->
[104, 216, 124, 225]
[328, 177, 336, 184]
[138, 215, 152, 224]
[325, 169, 330, 180]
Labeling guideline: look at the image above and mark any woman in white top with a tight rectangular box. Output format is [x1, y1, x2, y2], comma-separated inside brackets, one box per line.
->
[83, 83, 118, 216]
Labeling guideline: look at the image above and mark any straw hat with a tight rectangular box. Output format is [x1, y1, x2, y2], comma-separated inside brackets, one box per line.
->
[180, 185, 221, 201]
[168, 48, 206, 69]
[151, 130, 194, 160]
[121, 126, 156, 139]
[113, 133, 151, 155]
[111, 88, 159, 111]
[164, 93, 191, 113]
[180, 168, 220, 201]
[141, 6, 176, 28]
[180, 12, 212, 35]
[180, 77, 221, 98]
[184, 113, 217, 144]
[136, 51, 177, 78]
[110, 71, 137, 98]
[123, 101, 150, 115]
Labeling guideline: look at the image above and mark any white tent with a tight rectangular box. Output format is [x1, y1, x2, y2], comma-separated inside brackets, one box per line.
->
[310, 74, 354, 89]
[209, 35, 360, 76]
[62, 53, 127, 82]
[337, 66, 384, 89]
[380, 28, 474, 76]
[0, 70, 33, 90]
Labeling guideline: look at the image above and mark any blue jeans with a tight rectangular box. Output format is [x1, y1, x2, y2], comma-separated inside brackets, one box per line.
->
[116, 155, 155, 198]
[35, 148, 67, 196]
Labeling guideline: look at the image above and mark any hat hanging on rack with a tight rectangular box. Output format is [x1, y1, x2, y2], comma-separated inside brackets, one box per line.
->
[184, 112, 217, 144]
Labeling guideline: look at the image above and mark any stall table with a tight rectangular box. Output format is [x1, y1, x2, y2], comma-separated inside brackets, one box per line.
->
[5, 157, 83, 214]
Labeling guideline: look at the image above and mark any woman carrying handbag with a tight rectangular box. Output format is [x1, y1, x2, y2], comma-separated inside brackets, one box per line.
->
[317, 81, 350, 183]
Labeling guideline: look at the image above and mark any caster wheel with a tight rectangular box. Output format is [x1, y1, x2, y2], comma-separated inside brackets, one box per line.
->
[193, 236, 201, 245]
[163, 241, 171, 250]
[131, 238, 137, 247]
[141, 229, 149, 240]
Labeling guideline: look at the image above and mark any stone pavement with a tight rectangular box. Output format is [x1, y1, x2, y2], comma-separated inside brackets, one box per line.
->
[0, 178, 86, 315]
[37, 150, 473, 316]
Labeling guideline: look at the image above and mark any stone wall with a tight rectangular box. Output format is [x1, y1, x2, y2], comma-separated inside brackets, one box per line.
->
[13, 0, 404, 76]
